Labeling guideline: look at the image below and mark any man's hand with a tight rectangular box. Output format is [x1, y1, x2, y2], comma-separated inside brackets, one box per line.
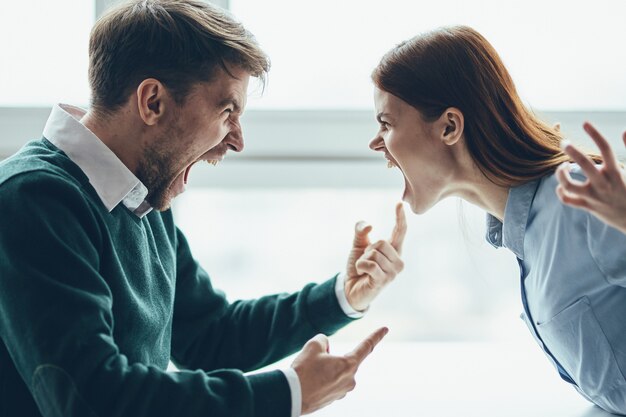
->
[344, 203, 407, 312]
[291, 327, 389, 415]
[556, 122, 626, 234]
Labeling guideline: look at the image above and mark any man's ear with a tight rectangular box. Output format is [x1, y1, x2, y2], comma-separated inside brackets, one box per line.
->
[437, 107, 464, 146]
[136, 78, 167, 126]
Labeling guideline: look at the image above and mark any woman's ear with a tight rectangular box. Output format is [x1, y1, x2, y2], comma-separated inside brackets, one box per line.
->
[438, 107, 464, 146]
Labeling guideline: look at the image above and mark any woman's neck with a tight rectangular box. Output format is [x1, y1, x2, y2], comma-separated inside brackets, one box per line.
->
[458, 181, 509, 222]
[447, 142, 510, 222]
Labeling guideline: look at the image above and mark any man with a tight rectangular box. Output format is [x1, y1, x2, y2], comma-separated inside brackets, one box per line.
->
[0, 1, 406, 416]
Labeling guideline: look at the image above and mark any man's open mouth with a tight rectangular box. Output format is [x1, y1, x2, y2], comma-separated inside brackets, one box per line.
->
[183, 159, 221, 184]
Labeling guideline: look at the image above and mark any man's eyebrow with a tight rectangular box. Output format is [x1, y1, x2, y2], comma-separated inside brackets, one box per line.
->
[218, 97, 242, 113]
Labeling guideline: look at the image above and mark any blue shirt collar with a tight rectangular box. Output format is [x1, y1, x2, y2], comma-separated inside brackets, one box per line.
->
[485, 179, 541, 260]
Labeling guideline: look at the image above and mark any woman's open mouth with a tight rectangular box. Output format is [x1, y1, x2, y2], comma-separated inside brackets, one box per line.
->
[385, 153, 398, 169]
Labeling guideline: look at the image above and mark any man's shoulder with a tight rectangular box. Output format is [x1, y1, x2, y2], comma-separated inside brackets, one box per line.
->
[0, 139, 89, 195]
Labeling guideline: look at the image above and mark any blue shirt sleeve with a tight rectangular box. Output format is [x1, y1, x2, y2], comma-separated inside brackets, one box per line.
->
[586, 210, 626, 287]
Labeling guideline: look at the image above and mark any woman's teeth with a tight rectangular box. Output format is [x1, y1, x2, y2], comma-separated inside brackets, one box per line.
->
[207, 160, 219, 166]
[386, 159, 397, 169]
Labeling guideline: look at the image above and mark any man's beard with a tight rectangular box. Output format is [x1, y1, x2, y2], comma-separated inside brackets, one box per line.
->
[136, 127, 182, 211]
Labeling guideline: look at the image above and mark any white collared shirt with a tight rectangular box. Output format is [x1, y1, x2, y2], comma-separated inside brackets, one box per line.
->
[42, 103, 364, 417]
[43, 103, 152, 217]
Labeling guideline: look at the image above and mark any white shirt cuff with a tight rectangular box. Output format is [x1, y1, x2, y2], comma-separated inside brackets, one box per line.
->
[281, 367, 302, 417]
[334, 272, 367, 318]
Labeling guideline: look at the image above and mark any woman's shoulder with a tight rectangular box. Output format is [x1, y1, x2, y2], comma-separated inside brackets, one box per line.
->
[530, 166, 589, 229]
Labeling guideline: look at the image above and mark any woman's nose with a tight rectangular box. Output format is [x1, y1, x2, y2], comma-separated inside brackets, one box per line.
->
[369, 135, 384, 151]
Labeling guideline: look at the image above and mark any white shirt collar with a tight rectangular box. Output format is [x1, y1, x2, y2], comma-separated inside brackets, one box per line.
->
[43, 103, 152, 218]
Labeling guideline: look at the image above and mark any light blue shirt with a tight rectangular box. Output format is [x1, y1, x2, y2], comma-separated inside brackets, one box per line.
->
[486, 166, 626, 415]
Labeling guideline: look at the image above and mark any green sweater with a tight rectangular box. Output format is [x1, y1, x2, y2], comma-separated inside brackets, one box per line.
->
[0, 139, 354, 417]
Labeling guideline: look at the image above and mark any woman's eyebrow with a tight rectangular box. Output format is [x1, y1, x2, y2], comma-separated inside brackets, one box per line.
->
[376, 112, 391, 123]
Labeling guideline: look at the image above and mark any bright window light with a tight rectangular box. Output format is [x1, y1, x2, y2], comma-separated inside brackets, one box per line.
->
[0, 1, 95, 107]
[233, 0, 626, 111]
[175, 189, 522, 341]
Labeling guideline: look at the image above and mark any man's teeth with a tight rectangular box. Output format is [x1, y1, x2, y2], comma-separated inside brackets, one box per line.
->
[387, 159, 396, 169]
[206, 160, 219, 166]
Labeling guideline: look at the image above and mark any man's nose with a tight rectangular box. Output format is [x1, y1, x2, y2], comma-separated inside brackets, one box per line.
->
[225, 123, 244, 152]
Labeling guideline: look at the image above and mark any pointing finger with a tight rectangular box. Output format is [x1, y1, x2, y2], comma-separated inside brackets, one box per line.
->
[390, 203, 407, 254]
[347, 327, 389, 365]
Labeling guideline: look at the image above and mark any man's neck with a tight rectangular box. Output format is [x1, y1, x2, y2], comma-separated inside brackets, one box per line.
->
[81, 110, 143, 175]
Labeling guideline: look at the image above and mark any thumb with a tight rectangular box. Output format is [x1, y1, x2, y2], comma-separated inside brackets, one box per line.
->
[353, 221, 372, 248]
[304, 333, 330, 354]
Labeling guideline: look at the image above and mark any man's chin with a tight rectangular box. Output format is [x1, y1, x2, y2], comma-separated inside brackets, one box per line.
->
[146, 188, 178, 212]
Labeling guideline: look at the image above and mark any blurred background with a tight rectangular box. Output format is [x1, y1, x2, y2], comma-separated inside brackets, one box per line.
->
[1, 0, 625, 344]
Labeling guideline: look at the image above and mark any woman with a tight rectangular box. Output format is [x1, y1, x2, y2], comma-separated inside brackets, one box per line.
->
[369, 26, 626, 414]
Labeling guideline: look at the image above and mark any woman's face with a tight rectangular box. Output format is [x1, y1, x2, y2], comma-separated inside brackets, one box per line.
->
[370, 88, 459, 214]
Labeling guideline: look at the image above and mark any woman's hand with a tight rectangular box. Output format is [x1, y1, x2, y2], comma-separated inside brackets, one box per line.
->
[556, 122, 626, 234]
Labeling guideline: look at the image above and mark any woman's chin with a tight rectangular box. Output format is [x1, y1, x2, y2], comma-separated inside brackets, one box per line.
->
[403, 189, 432, 215]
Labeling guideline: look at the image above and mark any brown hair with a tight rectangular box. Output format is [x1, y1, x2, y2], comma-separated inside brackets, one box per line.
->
[88, 0, 270, 116]
[372, 25, 600, 187]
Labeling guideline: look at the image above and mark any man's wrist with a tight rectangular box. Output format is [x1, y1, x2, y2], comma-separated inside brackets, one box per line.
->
[281, 367, 302, 417]
[335, 272, 367, 318]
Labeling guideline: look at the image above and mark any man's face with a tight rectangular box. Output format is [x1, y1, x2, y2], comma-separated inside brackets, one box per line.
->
[137, 66, 250, 210]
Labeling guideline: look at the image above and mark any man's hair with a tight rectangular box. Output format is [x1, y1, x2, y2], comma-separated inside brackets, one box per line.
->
[88, 0, 270, 116]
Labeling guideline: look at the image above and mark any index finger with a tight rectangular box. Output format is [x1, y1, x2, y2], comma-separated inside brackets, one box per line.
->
[584, 122, 618, 171]
[390, 203, 407, 255]
[346, 327, 389, 365]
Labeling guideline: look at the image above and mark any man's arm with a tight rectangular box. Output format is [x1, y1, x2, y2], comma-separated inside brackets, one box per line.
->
[0, 172, 290, 417]
[169, 226, 356, 372]
[168, 203, 406, 373]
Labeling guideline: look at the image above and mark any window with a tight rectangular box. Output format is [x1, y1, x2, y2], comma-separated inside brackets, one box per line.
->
[173, 0, 626, 342]
[233, 0, 626, 110]
[0, 1, 94, 107]
[175, 175, 522, 342]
